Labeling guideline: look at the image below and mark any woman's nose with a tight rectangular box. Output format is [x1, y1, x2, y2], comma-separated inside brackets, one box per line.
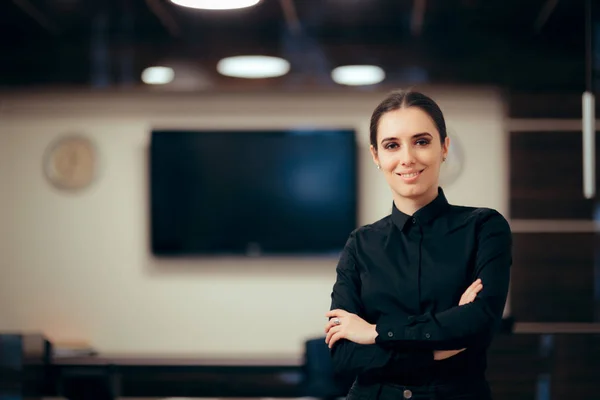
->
[399, 147, 416, 166]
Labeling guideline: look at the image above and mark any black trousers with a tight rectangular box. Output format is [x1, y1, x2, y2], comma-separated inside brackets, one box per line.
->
[376, 380, 492, 400]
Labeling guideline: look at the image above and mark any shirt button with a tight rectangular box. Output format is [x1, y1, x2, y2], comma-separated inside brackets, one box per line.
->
[425, 333, 431, 339]
[387, 331, 394, 337]
[403, 389, 413, 399]
[412, 218, 416, 224]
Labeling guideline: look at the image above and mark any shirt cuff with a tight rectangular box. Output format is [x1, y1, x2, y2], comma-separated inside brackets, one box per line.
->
[375, 316, 409, 343]
[375, 315, 433, 344]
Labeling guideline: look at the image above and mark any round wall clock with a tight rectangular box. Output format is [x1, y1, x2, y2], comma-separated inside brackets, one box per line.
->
[43, 134, 99, 191]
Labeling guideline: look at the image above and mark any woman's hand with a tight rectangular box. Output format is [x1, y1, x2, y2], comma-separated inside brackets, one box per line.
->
[458, 278, 482, 306]
[324, 309, 378, 349]
[433, 278, 483, 361]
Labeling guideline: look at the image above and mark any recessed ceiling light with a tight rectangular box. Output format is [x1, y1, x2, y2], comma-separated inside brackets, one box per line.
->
[331, 65, 386, 86]
[216, 55, 290, 79]
[170, 0, 260, 10]
[141, 66, 175, 85]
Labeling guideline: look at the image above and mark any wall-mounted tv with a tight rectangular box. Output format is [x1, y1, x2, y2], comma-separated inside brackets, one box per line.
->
[150, 129, 357, 256]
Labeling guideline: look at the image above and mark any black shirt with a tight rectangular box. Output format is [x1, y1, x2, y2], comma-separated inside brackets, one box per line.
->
[329, 188, 512, 385]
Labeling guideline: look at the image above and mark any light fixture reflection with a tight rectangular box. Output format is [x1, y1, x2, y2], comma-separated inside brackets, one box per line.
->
[331, 65, 385, 86]
[216, 55, 290, 79]
[170, 0, 260, 10]
[141, 66, 175, 85]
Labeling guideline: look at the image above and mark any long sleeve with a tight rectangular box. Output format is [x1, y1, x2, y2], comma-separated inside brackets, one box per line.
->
[374, 210, 512, 350]
[329, 231, 433, 377]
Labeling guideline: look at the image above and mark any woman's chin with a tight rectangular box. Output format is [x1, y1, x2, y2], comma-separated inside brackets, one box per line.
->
[395, 183, 434, 200]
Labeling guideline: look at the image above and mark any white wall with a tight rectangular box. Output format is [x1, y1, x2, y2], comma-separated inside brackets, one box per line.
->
[0, 88, 507, 358]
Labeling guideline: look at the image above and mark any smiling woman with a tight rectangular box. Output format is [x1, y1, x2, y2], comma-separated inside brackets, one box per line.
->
[370, 103, 448, 213]
[325, 90, 512, 400]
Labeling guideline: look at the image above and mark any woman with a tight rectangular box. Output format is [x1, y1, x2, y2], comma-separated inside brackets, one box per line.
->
[324, 90, 512, 400]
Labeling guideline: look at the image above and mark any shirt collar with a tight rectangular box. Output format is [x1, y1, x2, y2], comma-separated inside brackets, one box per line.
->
[391, 187, 450, 231]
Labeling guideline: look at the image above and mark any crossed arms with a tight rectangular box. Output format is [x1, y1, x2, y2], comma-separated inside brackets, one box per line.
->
[325, 210, 512, 377]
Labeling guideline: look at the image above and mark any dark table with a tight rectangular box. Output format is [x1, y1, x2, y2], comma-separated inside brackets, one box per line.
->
[3, 326, 600, 400]
[1, 334, 347, 400]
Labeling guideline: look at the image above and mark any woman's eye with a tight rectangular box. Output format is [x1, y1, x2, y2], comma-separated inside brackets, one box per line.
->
[415, 139, 430, 146]
[384, 143, 398, 149]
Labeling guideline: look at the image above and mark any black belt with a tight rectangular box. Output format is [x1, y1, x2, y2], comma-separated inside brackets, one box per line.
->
[358, 371, 486, 387]
[378, 380, 491, 400]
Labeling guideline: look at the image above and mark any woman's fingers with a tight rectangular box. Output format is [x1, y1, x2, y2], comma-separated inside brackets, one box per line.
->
[328, 331, 344, 348]
[325, 309, 349, 318]
[325, 325, 341, 345]
[467, 279, 482, 293]
[324, 318, 342, 333]
[324, 309, 351, 333]
[468, 283, 483, 299]
[434, 348, 466, 360]
[459, 279, 483, 305]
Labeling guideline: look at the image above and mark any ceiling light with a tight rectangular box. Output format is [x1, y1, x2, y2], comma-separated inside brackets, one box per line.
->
[331, 65, 385, 86]
[216, 55, 290, 79]
[141, 66, 174, 85]
[170, 0, 260, 10]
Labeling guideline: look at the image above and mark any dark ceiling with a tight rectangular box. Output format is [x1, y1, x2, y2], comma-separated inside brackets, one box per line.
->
[0, 0, 596, 92]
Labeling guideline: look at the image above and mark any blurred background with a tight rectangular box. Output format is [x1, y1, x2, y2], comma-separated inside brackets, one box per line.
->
[0, 0, 599, 399]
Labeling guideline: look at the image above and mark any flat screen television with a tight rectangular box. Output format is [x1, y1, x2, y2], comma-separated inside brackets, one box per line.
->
[149, 129, 357, 256]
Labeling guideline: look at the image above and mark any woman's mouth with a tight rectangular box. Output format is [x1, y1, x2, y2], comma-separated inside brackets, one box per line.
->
[396, 169, 424, 182]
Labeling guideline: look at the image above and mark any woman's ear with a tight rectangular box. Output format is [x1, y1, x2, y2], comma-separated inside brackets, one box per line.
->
[370, 145, 380, 169]
[442, 136, 450, 161]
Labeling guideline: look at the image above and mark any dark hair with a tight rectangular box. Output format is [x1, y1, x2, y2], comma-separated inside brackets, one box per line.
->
[369, 89, 447, 150]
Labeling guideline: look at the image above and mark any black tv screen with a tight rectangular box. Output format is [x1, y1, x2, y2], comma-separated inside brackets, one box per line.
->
[150, 129, 357, 256]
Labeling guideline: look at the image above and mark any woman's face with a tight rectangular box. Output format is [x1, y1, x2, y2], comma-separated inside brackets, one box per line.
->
[370, 106, 449, 204]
